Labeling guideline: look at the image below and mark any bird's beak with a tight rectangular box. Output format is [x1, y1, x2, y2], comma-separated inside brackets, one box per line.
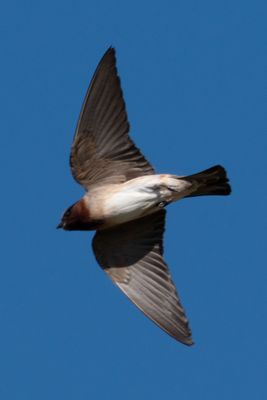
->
[56, 222, 63, 229]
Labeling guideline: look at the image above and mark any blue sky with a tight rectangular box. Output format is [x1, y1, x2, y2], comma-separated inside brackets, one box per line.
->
[0, 1, 266, 399]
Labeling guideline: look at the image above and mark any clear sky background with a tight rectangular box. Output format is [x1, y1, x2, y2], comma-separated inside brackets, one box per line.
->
[1, 1, 266, 399]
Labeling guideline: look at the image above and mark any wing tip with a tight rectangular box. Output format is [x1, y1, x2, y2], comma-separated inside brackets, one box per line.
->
[169, 327, 194, 346]
[181, 336, 194, 346]
[104, 46, 116, 59]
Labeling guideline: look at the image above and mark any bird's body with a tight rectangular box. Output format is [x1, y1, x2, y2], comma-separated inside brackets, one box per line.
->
[84, 174, 192, 229]
[58, 47, 231, 345]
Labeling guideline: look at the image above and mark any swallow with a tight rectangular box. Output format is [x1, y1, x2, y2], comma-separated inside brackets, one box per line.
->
[58, 47, 231, 345]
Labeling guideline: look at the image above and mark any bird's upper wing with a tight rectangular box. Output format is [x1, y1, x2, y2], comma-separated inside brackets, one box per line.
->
[92, 210, 193, 345]
[70, 47, 154, 190]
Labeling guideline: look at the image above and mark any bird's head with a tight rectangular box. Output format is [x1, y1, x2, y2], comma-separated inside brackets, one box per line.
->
[57, 199, 99, 231]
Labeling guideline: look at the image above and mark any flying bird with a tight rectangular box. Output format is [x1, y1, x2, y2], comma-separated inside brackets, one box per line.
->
[58, 47, 231, 345]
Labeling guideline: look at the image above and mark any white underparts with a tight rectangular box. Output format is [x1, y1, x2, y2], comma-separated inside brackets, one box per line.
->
[101, 174, 192, 226]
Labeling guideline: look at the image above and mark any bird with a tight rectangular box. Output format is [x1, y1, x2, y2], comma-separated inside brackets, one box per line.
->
[57, 47, 231, 345]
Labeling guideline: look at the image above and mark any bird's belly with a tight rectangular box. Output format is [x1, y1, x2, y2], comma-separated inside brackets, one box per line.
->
[103, 183, 160, 226]
[92, 174, 192, 228]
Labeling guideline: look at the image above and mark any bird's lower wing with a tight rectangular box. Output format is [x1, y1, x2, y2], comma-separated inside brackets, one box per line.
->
[92, 210, 193, 345]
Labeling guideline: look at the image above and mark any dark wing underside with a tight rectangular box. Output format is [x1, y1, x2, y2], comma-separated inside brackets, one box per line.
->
[70, 47, 154, 190]
[92, 210, 193, 345]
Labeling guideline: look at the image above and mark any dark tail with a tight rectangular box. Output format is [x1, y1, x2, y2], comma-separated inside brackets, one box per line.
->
[184, 165, 231, 197]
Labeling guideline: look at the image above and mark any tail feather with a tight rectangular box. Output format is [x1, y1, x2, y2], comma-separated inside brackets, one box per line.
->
[184, 165, 231, 197]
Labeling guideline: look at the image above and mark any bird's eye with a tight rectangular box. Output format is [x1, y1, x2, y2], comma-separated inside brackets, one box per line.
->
[65, 208, 72, 217]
